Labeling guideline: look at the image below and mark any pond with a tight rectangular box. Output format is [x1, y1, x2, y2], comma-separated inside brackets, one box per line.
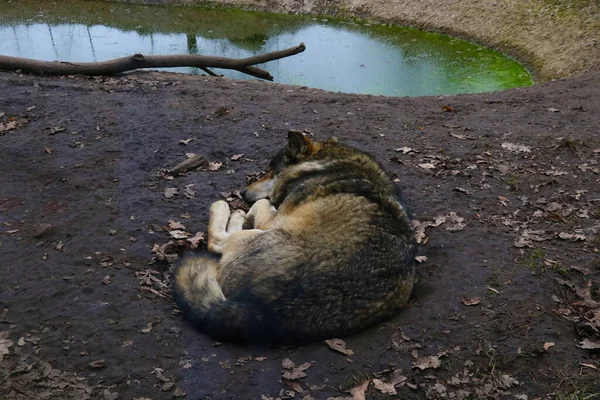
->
[0, 0, 533, 97]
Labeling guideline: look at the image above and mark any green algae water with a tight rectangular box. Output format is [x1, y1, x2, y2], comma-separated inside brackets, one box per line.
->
[0, 0, 532, 96]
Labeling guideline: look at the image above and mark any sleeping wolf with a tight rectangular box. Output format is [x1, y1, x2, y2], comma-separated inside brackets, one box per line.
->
[173, 131, 417, 344]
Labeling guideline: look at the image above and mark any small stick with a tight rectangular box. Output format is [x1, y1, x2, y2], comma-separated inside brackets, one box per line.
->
[167, 154, 205, 175]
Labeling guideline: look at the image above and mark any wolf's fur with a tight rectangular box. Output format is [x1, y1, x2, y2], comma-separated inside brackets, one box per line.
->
[173, 131, 417, 344]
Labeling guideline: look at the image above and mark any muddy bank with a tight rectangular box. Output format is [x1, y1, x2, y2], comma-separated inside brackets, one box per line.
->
[113, 0, 600, 81]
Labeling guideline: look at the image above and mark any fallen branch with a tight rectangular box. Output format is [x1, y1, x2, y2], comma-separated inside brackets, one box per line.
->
[0, 43, 306, 81]
[167, 154, 205, 176]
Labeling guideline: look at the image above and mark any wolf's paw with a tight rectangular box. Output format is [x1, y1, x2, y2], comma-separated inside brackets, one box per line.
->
[227, 209, 247, 233]
[210, 200, 230, 218]
[246, 199, 277, 229]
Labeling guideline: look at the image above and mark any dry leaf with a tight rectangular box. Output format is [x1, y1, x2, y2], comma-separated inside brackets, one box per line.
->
[325, 338, 354, 355]
[283, 379, 304, 394]
[169, 230, 189, 240]
[513, 229, 551, 248]
[88, 359, 106, 369]
[0, 120, 18, 133]
[442, 105, 455, 112]
[445, 212, 466, 232]
[579, 338, 600, 350]
[208, 162, 222, 171]
[47, 126, 66, 135]
[418, 163, 436, 170]
[0, 331, 13, 362]
[168, 220, 186, 230]
[164, 187, 179, 198]
[415, 256, 428, 263]
[349, 380, 369, 400]
[501, 142, 531, 153]
[449, 132, 475, 140]
[231, 154, 244, 161]
[179, 138, 194, 145]
[558, 232, 587, 241]
[454, 187, 471, 195]
[395, 147, 417, 154]
[372, 379, 396, 395]
[543, 342, 555, 351]
[282, 361, 312, 380]
[140, 322, 153, 334]
[184, 185, 195, 199]
[282, 358, 295, 369]
[413, 355, 441, 370]
[497, 374, 519, 388]
[461, 297, 480, 306]
[187, 232, 205, 249]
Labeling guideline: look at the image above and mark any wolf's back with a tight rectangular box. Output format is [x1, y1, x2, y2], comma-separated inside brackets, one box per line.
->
[172, 255, 273, 343]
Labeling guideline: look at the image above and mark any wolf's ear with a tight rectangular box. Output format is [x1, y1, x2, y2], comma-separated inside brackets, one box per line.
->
[286, 130, 310, 160]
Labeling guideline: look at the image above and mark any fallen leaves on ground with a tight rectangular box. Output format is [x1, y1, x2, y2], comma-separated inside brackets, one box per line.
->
[137, 269, 171, 301]
[140, 322, 153, 334]
[151, 367, 176, 393]
[418, 162, 436, 170]
[412, 353, 442, 370]
[445, 212, 466, 232]
[168, 220, 186, 230]
[513, 229, 551, 248]
[461, 297, 481, 306]
[187, 231, 205, 249]
[0, 331, 13, 362]
[281, 359, 312, 380]
[46, 126, 66, 135]
[557, 232, 587, 241]
[501, 142, 531, 153]
[372, 371, 408, 396]
[1, 356, 95, 399]
[88, 359, 106, 369]
[348, 380, 369, 400]
[395, 147, 417, 154]
[543, 342, 555, 351]
[324, 338, 354, 355]
[164, 187, 179, 198]
[208, 161, 223, 171]
[579, 338, 600, 350]
[0, 118, 27, 135]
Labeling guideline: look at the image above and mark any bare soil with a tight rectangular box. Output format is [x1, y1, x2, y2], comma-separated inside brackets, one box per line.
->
[1, 69, 599, 399]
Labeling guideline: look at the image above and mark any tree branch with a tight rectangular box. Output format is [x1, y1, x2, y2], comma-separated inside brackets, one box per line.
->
[0, 43, 306, 81]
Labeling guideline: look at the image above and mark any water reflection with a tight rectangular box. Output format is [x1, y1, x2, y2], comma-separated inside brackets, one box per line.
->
[0, 7, 532, 96]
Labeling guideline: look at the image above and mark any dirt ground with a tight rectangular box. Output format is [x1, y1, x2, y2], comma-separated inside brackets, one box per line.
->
[1, 68, 600, 400]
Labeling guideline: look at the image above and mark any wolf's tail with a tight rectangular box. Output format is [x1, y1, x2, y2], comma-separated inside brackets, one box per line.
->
[172, 254, 265, 343]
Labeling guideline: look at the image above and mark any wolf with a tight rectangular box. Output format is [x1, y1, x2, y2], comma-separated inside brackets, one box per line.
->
[173, 131, 417, 344]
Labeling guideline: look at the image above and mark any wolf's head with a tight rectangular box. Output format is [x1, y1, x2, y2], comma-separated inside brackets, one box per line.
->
[241, 130, 334, 203]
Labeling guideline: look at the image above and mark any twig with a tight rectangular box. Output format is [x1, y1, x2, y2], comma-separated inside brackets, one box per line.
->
[167, 154, 205, 175]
